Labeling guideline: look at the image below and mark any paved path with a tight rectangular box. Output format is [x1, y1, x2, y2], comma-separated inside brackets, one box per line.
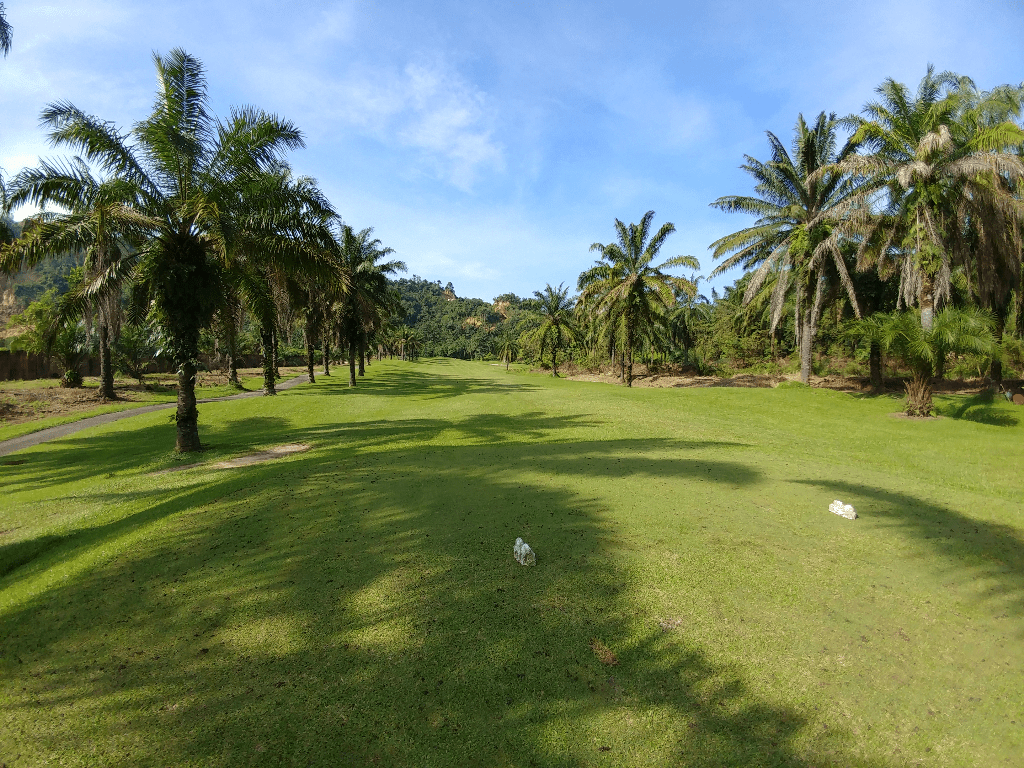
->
[0, 374, 310, 458]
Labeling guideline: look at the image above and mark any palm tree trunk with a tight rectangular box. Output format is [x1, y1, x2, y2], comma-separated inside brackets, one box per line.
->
[98, 323, 116, 400]
[322, 334, 331, 376]
[358, 340, 365, 376]
[799, 311, 813, 384]
[224, 313, 241, 387]
[348, 337, 357, 386]
[305, 326, 316, 384]
[227, 352, 240, 387]
[625, 328, 634, 388]
[869, 340, 883, 392]
[920, 272, 935, 331]
[272, 326, 280, 380]
[175, 360, 202, 452]
[989, 312, 1005, 385]
[552, 345, 558, 377]
[261, 326, 276, 395]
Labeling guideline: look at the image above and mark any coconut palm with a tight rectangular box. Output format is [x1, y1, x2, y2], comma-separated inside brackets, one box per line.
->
[39, 49, 305, 450]
[3, 161, 152, 399]
[582, 211, 698, 386]
[710, 112, 862, 384]
[531, 283, 577, 377]
[831, 68, 1024, 333]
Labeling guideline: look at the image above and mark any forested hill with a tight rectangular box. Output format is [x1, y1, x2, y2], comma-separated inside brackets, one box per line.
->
[392, 276, 540, 359]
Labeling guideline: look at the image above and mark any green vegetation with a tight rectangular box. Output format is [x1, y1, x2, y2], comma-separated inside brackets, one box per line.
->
[1, 359, 1022, 766]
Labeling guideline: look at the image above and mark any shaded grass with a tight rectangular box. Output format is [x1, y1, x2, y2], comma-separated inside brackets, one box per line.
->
[1, 358, 1022, 766]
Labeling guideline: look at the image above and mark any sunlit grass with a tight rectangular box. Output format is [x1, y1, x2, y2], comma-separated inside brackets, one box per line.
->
[1, 358, 1022, 766]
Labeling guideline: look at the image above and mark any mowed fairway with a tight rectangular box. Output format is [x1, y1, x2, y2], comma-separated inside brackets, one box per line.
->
[1, 359, 1022, 767]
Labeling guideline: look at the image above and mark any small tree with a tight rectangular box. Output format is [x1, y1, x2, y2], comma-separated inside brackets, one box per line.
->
[6, 288, 89, 386]
[496, 327, 519, 371]
[532, 283, 577, 377]
[853, 307, 997, 416]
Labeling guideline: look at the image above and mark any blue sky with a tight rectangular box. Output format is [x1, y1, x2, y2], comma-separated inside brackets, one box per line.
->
[3, 0, 1023, 301]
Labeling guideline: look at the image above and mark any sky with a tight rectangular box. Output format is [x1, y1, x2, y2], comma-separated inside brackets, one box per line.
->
[2, 0, 1024, 302]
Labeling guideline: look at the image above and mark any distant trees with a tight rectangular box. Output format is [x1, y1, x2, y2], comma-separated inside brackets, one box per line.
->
[582, 211, 697, 386]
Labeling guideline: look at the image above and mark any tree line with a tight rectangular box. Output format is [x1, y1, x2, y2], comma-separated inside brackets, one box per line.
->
[1, 50, 406, 451]
[390, 67, 1024, 417]
[4, 56, 1024, 449]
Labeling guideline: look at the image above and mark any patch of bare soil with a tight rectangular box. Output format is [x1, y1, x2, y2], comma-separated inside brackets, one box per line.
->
[561, 364, 1000, 395]
[151, 443, 311, 475]
[0, 385, 144, 425]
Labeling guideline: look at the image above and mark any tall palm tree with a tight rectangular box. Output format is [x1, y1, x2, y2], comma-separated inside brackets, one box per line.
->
[335, 224, 405, 386]
[41, 49, 305, 450]
[531, 283, 577, 377]
[710, 112, 861, 384]
[0, 3, 12, 57]
[3, 161, 151, 399]
[831, 68, 1024, 333]
[582, 211, 697, 386]
[225, 169, 337, 395]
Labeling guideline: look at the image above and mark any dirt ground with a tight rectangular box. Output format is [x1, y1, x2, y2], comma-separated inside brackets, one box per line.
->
[560, 364, 1006, 396]
[0, 367, 305, 426]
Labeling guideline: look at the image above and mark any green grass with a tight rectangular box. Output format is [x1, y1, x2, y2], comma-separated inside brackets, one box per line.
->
[1, 359, 1022, 766]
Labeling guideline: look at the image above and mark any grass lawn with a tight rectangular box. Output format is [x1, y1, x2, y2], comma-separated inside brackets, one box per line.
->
[1, 358, 1021, 766]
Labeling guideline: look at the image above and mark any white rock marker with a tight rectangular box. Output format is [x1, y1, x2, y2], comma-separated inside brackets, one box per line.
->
[514, 537, 536, 565]
[828, 499, 858, 520]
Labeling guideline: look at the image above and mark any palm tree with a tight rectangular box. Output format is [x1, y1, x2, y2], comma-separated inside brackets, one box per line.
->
[1, 3, 12, 57]
[531, 283, 577, 377]
[831, 68, 1024, 333]
[710, 112, 862, 384]
[852, 307, 997, 416]
[496, 326, 519, 371]
[225, 169, 337, 395]
[38, 49, 305, 450]
[335, 224, 405, 386]
[582, 211, 697, 386]
[4, 161, 151, 399]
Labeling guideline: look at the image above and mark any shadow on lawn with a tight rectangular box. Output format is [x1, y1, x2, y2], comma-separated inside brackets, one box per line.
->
[795, 478, 1024, 619]
[934, 392, 1020, 427]
[294, 361, 543, 401]
[0, 420, 888, 766]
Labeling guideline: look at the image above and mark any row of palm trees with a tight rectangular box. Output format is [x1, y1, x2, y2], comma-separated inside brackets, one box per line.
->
[528, 68, 1024, 410]
[710, 67, 1024, 410]
[1, 50, 404, 450]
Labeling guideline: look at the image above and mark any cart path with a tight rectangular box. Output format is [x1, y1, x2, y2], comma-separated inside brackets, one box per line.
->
[0, 374, 310, 458]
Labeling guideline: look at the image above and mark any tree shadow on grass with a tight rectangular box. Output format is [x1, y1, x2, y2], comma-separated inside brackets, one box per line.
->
[933, 393, 1020, 427]
[289, 364, 544, 401]
[0, 416, 295, 495]
[0, 423, 891, 767]
[794, 479, 1024, 620]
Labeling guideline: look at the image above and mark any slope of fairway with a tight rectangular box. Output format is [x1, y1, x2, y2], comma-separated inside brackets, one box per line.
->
[1, 358, 1022, 767]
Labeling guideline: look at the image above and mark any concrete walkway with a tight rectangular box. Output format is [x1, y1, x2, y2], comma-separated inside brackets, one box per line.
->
[0, 373, 310, 458]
